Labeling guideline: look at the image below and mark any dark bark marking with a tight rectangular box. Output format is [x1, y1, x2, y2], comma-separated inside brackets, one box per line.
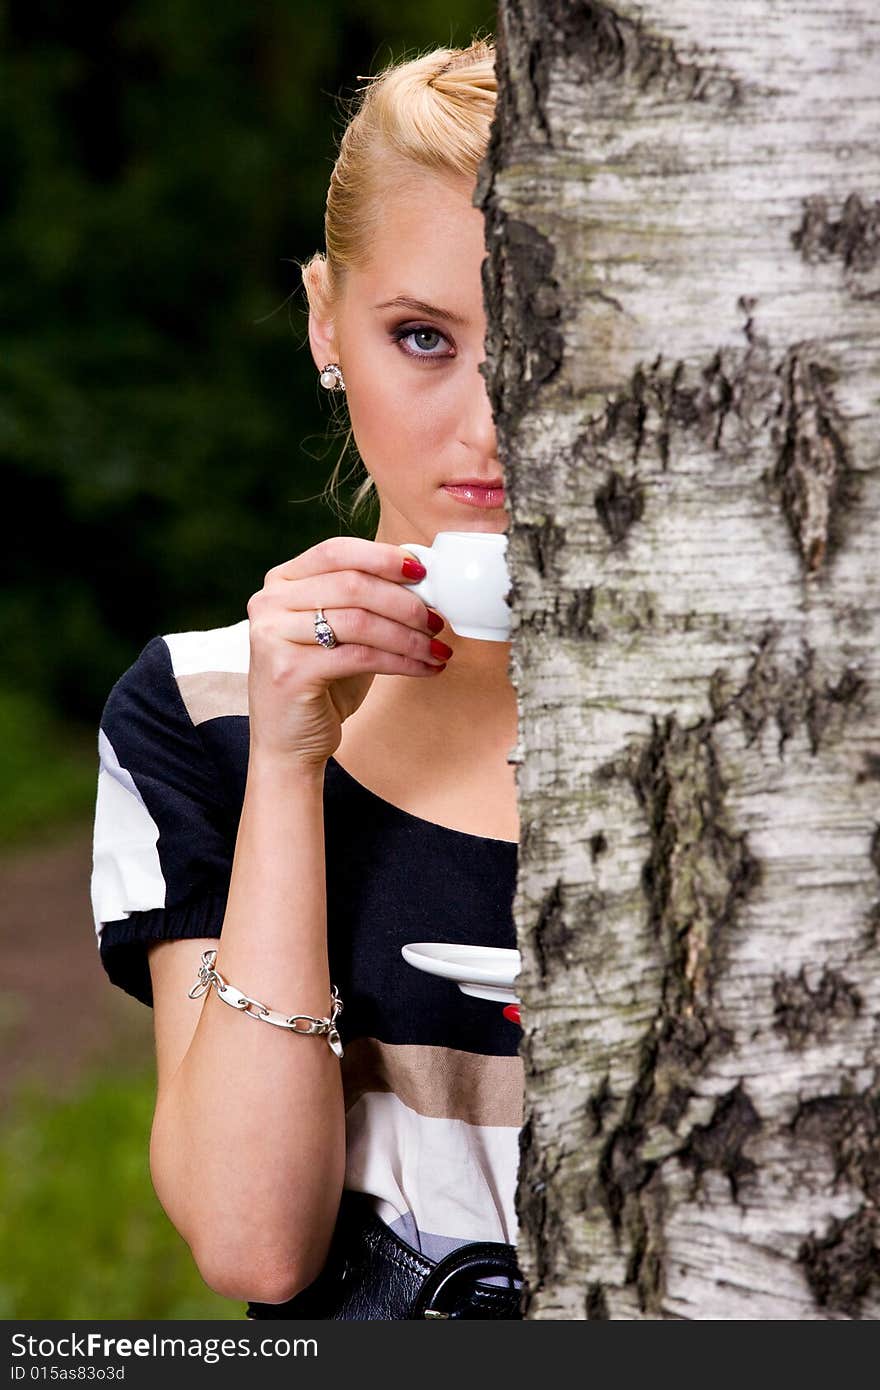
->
[657, 1012, 733, 1076]
[518, 813, 532, 861]
[575, 331, 865, 594]
[525, 36, 552, 141]
[479, 0, 550, 168]
[597, 1038, 660, 1235]
[517, 1113, 564, 1314]
[585, 1282, 609, 1319]
[792, 1080, 880, 1206]
[856, 753, 880, 783]
[710, 626, 867, 758]
[580, 339, 765, 476]
[542, 1, 743, 108]
[596, 1033, 665, 1313]
[583, 367, 648, 465]
[494, 0, 556, 145]
[773, 967, 862, 1049]
[479, 214, 563, 430]
[589, 830, 608, 861]
[527, 586, 597, 639]
[593, 712, 761, 1311]
[625, 1167, 666, 1313]
[869, 823, 880, 883]
[786, 643, 866, 757]
[703, 349, 735, 451]
[517, 1114, 546, 1311]
[578, 335, 860, 582]
[597, 1031, 726, 1312]
[659, 1083, 692, 1132]
[533, 878, 572, 984]
[792, 193, 880, 301]
[520, 517, 567, 580]
[770, 347, 858, 577]
[583, 287, 625, 314]
[594, 469, 646, 543]
[809, 662, 868, 747]
[679, 1083, 762, 1203]
[631, 713, 761, 1011]
[725, 624, 786, 749]
[587, 1074, 615, 1137]
[798, 1208, 880, 1317]
[566, 585, 596, 636]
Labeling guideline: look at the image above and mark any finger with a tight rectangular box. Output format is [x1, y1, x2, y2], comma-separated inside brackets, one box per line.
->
[274, 627, 447, 680]
[265, 537, 426, 587]
[280, 570, 438, 634]
[267, 607, 452, 666]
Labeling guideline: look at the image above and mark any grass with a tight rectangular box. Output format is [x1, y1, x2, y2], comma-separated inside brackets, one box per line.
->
[0, 692, 239, 1318]
[0, 1063, 241, 1320]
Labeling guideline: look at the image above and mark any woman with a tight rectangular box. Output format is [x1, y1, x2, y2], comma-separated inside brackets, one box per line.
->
[89, 36, 524, 1320]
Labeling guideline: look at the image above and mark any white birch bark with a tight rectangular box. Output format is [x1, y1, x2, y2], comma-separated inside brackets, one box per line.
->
[477, 0, 880, 1319]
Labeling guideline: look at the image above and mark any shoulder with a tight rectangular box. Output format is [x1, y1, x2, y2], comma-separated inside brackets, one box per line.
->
[102, 617, 250, 733]
[159, 617, 251, 728]
[97, 615, 252, 832]
[93, 617, 252, 1007]
[161, 616, 251, 679]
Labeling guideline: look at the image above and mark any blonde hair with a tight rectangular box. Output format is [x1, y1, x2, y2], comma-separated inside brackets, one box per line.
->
[297, 35, 497, 525]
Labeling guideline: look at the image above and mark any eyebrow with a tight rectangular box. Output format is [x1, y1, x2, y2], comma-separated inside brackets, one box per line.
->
[372, 295, 468, 327]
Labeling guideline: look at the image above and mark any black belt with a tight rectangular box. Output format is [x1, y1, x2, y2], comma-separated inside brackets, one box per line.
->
[246, 1189, 524, 1320]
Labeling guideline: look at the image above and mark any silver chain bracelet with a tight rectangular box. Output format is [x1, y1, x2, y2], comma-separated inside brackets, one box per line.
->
[187, 949, 344, 1059]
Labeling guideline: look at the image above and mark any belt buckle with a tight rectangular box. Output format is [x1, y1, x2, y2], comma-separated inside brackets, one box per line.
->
[411, 1242, 523, 1320]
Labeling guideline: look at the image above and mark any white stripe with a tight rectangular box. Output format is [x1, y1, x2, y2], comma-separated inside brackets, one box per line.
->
[162, 620, 250, 677]
[90, 729, 166, 936]
[343, 1090, 520, 1249]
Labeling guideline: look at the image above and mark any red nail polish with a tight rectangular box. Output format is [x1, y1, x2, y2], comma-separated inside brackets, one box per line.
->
[402, 557, 427, 580]
[503, 1005, 521, 1026]
[426, 610, 445, 634]
[430, 639, 453, 660]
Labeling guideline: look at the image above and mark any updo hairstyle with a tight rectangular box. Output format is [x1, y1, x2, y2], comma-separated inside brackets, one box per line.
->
[297, 36, 497, 521]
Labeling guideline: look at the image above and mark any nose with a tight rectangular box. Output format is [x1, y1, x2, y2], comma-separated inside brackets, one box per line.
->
[460, 358, 499, 463]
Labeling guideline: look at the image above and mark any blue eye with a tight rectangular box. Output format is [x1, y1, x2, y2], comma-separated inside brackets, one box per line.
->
[391, 324, 454, 363]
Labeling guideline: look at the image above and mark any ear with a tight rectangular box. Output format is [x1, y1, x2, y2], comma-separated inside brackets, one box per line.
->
[308, 306, 339, 376]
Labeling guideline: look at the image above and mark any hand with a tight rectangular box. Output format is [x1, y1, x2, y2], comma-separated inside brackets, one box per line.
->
[245, 537, 451, 769]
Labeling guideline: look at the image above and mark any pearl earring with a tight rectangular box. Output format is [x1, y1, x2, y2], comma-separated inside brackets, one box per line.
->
[319, 363, 346, 392]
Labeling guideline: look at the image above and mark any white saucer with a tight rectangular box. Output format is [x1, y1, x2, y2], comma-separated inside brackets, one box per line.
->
[401, 943, 521, 1005]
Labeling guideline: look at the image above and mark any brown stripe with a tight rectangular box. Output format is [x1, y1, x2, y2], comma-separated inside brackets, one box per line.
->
[341, 1037, 524, 1127]
[176, 671, 248, 725]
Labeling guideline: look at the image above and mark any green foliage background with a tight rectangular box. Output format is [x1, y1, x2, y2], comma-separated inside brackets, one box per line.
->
[0, 0, 496, 1319]
[0, 0, 496, 839]
[0, 1066, 241, 1319]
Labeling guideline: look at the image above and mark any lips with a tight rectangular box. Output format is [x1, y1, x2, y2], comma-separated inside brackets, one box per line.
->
[444, 479, 504, 488]
[441, 481, 506, 510]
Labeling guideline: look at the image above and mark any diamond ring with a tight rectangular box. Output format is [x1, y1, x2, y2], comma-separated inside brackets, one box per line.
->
[313, 607, 338, 649]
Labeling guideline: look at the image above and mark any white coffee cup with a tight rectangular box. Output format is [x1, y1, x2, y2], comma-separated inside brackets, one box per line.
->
[400, 531, 511, 641]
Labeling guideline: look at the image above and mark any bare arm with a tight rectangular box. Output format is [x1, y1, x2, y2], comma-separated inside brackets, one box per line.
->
[144, 537, 446, 1305]
[148, 754, 345, 1305]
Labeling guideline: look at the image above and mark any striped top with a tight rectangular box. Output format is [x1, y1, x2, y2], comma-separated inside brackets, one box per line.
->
[90, 619, 523, 1276]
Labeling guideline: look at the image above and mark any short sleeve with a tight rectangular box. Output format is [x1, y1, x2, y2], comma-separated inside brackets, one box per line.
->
[90, 634, 235, 1007]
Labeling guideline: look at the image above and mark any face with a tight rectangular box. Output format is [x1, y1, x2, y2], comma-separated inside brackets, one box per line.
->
[309, 168, 506, 546]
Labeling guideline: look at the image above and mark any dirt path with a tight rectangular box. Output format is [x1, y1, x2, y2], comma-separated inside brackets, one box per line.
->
[0, 825, 154, 1105]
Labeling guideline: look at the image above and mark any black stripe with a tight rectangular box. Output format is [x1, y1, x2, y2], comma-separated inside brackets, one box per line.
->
[98, 639, 520, 1060]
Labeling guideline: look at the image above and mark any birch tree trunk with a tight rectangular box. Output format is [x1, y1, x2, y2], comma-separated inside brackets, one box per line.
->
[476, 0, 880, 1319]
